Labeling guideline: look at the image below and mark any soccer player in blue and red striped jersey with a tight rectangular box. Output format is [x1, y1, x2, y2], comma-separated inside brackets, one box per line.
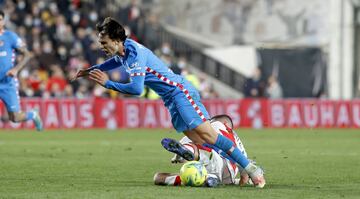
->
[72, 17, 265, 188]
[0, 10, 42, 130]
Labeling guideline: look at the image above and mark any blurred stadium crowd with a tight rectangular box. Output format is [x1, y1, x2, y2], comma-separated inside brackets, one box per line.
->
[1, 0, 219, 99]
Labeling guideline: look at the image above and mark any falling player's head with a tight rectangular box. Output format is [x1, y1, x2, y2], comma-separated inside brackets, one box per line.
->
[0, 10, 4, 30]
[96, 17, 127, 56]
[210, 114, 234, 129]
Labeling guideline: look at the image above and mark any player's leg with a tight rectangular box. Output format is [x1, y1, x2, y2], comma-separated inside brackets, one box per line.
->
[153, 173, 182, 186]
[0, 86, 43, 130]
[8, 111, 28, 122]
[185, 122, 265, 188]
[169, 89, 264, 187]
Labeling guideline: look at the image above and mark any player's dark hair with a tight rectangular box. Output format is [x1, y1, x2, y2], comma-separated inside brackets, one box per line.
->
[0, 10, 4, 18]
[96, 17, 127, 41]
[211, 114, 234, 128]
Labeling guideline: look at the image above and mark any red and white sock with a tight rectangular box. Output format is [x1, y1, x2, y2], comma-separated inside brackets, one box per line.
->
[164, 175, 182, 186]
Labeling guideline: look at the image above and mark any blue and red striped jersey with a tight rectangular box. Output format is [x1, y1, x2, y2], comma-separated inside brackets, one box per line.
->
[0, 30, 23, 84]
[95, 39, 198, 103]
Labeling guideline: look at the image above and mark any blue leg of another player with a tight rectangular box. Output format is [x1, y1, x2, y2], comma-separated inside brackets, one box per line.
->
[28, 109, 43, 131]
[8, 110, 43, 131]
[202, 143, 238, 164]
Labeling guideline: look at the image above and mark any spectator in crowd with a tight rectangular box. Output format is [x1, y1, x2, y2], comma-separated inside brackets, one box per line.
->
[243, 68, 265, 98]
[155, 42, 175, 58]
[265, 75, 283, 99]
[46, 65, 68, 97]
[119, 0, 142, 36]
[171, 56, 187, 75]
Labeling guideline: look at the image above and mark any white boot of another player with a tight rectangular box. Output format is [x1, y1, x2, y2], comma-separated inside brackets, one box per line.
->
[245, 164, 266, 188]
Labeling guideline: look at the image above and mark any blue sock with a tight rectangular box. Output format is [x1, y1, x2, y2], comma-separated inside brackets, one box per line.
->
[203, 143, 237, 163]
[213, 134, 250, 168]
[25, 111, 35, 121]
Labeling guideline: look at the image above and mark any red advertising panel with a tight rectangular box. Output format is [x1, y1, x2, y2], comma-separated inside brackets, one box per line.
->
[60, 99, 77, 128]
[158, 102, 172, 128]
[77, 98, 94, 128]
[238, 99, 267, 128]
[141, 100, 160, 128]
[139, 100, 172, 128]
[43, 99, 62, 129]
[123, 99, 141, 128]
[352, 100, 360, 128]
[334, 101, 352, 128]
[318, 100, 335, 128]
[268, 100, 286, 128]
[285, 100, 303, 128]
[302, 100, 320, 128]
[1, 98, 360, 129]
[203, 99, 227, 117]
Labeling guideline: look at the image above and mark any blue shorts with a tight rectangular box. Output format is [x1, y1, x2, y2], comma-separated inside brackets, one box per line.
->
[0, 82, 20, 113]
[167, 89, 210, 132]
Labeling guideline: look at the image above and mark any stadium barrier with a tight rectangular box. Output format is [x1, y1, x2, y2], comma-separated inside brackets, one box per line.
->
[1, 98, 359, 129]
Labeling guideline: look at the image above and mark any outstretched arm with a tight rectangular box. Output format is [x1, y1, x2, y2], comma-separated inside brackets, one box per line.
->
[71, 56, 121, 81]
[89, 69, 144, 95]
[153, 173, 182, 186]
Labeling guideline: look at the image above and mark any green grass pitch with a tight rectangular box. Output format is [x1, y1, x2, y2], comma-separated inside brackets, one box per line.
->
[0, 128, 359, 199]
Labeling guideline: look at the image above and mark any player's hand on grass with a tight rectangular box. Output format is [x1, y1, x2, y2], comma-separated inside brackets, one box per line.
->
[89, 69, 109, 87]
[6, 68, 18, 77]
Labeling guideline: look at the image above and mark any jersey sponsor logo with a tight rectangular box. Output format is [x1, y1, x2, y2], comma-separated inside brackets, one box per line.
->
[129, 62, 139, 69]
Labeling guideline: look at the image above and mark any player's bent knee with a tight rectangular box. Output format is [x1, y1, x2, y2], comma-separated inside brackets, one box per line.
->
[194, 123, 218, 144]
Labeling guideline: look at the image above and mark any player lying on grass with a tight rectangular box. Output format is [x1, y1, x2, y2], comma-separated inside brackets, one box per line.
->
[72, 17, 265, 187]
[0, 10, 42, 130]
[154, 114, 259, 187]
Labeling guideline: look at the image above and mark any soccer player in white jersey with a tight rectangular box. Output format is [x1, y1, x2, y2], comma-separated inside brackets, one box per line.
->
[154, 115, 258, 187]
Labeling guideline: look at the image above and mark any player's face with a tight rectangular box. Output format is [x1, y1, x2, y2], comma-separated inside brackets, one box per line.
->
[98, 34, 124, 57]
[0, 15, 4, 30]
